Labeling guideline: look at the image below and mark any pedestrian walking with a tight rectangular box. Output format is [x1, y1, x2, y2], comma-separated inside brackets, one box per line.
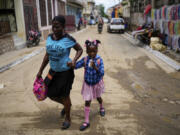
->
[37, 15, 83, 130]
[67, 39, 105, 131]
[83, 17, 87, 28]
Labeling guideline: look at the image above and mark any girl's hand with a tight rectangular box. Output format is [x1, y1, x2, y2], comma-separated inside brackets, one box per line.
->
[92, 61, 98, 71]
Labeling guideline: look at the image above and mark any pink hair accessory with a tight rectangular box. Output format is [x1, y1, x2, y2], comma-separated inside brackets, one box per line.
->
[93, 40, 97, 45]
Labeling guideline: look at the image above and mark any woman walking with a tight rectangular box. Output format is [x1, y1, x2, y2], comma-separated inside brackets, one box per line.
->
[37, 15, 83, 129]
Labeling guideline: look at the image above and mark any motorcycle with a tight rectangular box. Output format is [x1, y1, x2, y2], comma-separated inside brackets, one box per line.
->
[98, 23, 103, 34]
[26, 30, 41, 48]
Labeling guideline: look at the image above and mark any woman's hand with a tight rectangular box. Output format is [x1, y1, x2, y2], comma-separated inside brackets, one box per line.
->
[36, 52, 49, 78]
[71, 60, 76, 68]
[37, 71, 42, 78]
[67, 60, 76, 69]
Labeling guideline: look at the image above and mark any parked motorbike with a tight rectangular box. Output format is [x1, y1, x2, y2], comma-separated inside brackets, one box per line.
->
[137, 29, 154, 45]
[137, 33, 150, 45]
[26, 30, 41, 48]
[98, 23, 103, 34]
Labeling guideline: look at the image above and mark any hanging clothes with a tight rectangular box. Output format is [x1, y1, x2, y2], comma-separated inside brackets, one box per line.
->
[168, 21, 174, 35]
[164, 34, 168, 46]
[159, 8, 162, 19]
[157, 9, 160, 20]
[151, 9, 155, 20]
[162, 6, 167, 19]
[155, 9, 157, 20]
[172, 36, 176, 50]
[171, 6, 176, 20]
[174, 21, 179, 35]
[175, 5, 178, 20]
[165, 21, 169, 35]
[176, 36, 180, 49]
[178, 4, 180, 20]
[168, 35, 172, 48]
[160, 20, 163, 33]
[178, 21, 180, 35]
[167, 6, 172, 20]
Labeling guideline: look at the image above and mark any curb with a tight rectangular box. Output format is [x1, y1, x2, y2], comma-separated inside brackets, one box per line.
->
[0, 48, 45, 73]
[0, 27, 89, 73]
[123, 32, 180, 71]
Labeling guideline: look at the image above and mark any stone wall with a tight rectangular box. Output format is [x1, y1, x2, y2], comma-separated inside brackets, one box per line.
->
[0, 34, 14, 55]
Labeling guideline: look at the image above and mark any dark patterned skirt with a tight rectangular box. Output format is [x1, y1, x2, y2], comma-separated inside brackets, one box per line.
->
[46, 69, 75, 98]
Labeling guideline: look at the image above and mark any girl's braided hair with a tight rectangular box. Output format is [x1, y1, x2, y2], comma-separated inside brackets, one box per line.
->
[85, 39, 101, 47]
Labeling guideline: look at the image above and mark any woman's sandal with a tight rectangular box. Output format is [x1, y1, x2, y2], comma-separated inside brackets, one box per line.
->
[79, 122, 90, 131]
[61, 121, 71, 130]
[100, 108, 105, 117]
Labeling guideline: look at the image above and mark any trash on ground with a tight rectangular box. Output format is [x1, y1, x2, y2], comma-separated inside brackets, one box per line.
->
[150, 37, 166, 51]
[0, 84, 4, 89]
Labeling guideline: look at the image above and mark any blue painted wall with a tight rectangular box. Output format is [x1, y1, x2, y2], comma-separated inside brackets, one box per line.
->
[67, 5, 82, 26]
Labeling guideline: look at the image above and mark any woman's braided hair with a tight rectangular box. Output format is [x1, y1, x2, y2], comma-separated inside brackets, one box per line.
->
[52, 15, 66, 28]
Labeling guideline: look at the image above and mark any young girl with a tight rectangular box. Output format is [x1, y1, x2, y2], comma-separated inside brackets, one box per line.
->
[68, 39, 105, 131]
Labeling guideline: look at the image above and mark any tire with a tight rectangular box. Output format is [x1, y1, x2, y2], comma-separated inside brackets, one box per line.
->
[35, 39, 40, 45]
[26, 40, 32, 48]
[98, 29, 102, 34]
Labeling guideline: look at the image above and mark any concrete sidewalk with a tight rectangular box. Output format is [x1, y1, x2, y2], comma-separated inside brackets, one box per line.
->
[122, 32, 180, 71]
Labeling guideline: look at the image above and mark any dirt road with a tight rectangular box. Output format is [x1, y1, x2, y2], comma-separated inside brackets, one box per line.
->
[0, 25, 180, 135]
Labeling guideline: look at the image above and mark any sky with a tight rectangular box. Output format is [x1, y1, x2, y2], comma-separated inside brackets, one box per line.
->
[94, 0, 121, 11]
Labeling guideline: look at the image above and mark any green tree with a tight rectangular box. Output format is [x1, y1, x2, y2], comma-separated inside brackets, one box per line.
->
[97, 4, 108, 18]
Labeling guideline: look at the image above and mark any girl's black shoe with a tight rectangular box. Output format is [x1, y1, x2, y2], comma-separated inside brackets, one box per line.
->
[100, 108, 105, 117]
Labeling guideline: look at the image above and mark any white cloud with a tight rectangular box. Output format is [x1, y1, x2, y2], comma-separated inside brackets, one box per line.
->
[94, 0, 121, 11]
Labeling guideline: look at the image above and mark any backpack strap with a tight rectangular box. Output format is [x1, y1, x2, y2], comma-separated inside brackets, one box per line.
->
[84, 56, 88, 67]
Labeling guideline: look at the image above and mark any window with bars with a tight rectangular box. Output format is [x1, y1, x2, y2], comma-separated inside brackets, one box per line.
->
[0, 0, 16, 35]
[39, 0, 47, 26]
[48, 0, 52, 25]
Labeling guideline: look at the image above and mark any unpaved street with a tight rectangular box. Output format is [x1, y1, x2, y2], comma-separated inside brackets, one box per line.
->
[0, 25, 180, 135]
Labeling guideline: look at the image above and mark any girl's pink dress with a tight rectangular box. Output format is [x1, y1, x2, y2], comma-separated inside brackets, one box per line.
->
[81, 79, 105, 101]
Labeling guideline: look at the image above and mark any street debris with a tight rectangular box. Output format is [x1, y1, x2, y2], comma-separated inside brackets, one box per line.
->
[0, 84, 4, 89]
